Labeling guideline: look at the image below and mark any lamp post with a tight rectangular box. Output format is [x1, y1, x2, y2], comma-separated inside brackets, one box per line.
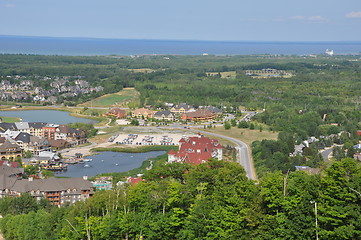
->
[310, 201, 319, 240]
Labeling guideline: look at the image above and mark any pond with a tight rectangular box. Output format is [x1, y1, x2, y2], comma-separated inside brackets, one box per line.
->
[56, 151, 166, 178]
[0, 110, 98, 124]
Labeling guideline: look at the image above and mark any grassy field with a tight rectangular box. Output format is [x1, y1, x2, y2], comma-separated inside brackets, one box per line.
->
[0, 116, 21, 123]
[79, 88, 140, 108]
[128, 68, 156, 73]
[206, 71, 237, 78]
[204, 126, 279, 146]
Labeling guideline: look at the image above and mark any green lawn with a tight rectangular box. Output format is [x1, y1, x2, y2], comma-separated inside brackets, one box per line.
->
[204, 126, 279, 146]
[0, 116, 21, 123]
[79, 88, 139, 108]
[88, 95, 132, 107]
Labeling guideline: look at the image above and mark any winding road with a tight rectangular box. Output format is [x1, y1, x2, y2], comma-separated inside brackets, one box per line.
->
[192, 129, 257, 181]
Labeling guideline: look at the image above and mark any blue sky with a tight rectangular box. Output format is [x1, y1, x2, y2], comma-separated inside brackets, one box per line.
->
[0, 0, 360, 41]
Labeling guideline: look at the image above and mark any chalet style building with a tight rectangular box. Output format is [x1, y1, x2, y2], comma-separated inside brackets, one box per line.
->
[132, 108, 154, 119]
[0, 164, 94, 206]
[170, 103, 195, 114]
[153, 111, 176, 121]
[14, 132, 51, 156]
[181, 109, 215, 121]
[0, 140, 22, 160]
[105, 108, 127, 119]
[168, 134, 222, 165]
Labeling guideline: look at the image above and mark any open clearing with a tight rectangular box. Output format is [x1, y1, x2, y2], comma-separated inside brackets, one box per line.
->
[128, 68, 157, 73]
[203, 126, 278, 146]
[79, 88, 139, 108]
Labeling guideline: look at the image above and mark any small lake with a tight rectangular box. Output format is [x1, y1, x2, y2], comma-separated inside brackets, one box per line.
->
[56, 151, 166, 178]
[0, 110, 98, 124]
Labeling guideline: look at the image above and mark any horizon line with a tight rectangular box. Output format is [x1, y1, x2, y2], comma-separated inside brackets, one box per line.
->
[1, 34, 361, 44]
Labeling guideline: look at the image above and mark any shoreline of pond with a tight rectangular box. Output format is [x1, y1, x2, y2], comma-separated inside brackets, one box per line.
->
[0, 108, 101, 125]
[0, 106, 104, 124]
[56, 150, 167, 178]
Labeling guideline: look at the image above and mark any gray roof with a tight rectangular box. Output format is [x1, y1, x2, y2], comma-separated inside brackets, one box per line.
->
[28, 122, 47, 129]
[15, 122, 29, 130]
[15, 132, 32, 143]
[0, 165, 24, 190]
[12, 177, 94, 193]
[0, 140, 21, 151]
[0, 123, 16, 133]
[173, 103, 194, 110]
[205, 106, 222, 113]
[154, 111, 175, 117]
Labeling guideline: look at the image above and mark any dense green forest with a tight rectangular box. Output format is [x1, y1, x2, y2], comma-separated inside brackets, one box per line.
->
[1, 158, 361, 239]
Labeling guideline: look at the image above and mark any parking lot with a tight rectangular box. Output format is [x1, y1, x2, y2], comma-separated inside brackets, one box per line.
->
[114, 133, 194, 146]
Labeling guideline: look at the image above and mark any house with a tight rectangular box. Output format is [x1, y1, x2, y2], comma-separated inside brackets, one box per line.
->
[105, 108, 127, 119]
[353, 153, 361, 161]
[170, 103, 195, 114]
[126, 176, 143, 184]
[0, 140, 22, 160]
[131, 108, 154, 119]
[295, 166, 321, 175]
[181, 109, 215, 121]
[48, 139, 69, 150]
[168, 134, 223, 165]
[153, 111, 176, 121]
[56, 125, 87, 145]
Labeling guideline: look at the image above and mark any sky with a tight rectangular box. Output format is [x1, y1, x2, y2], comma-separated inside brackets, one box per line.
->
[0, 0, 360, 41]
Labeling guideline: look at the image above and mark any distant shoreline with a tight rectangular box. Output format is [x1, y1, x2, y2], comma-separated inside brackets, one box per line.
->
[1, 35, 360, 56]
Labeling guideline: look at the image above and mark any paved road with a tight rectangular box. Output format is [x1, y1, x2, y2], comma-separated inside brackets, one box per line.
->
[321, 148, 333, 161]
[193, 129, 257, 181]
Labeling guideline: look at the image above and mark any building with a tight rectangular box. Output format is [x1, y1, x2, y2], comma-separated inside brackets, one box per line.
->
[153, 111, 176, 121]
[105, 108, 127, 119]
[28, 122, 47, 137]
[13, 132, 51, 156]
[181, 109, 215, 121]
[56, 125, 87, 145]
[42, 124, 59, 140]
[170, 103, 195, 114]
[295, 166, 321, 175]
[131, 108, 154, 119]
[204, 106, 223, 115]
[0, 166, 94, 206]
[168, 134, 222, 165]
[0, 140, 22, 160]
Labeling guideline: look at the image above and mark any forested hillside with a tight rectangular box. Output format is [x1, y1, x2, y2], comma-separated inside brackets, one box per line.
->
[1, 158, 360, 239]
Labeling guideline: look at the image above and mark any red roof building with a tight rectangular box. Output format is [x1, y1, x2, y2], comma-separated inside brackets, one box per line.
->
[126, 176, 143, 185]
[181, 109, 215, 122]
[168, 134, 223, 165]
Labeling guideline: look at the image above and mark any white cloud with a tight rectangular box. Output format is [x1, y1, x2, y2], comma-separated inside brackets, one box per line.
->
[346, 11, 361, 18]
[290, 15, 328, 22]
[308, 16, 327, 21]
[290, 16, 305, 20]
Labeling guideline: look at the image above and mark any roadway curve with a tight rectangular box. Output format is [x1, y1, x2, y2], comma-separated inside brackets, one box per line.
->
[193, 129, 257, 181]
